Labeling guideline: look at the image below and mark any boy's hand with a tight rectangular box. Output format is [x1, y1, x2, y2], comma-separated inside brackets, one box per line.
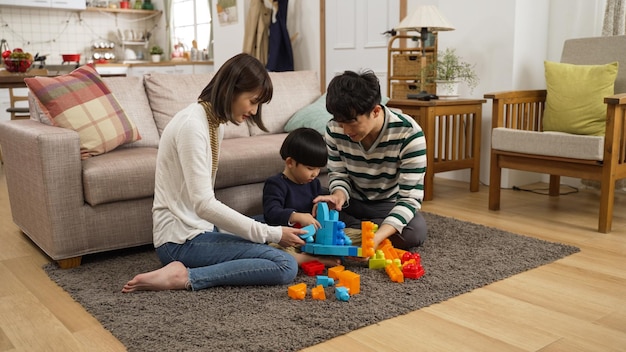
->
[313, 192, 346, 211]
[290, 212, 321, 229]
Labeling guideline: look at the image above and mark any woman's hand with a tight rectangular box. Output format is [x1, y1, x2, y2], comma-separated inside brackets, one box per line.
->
[278, 226, 306, 248]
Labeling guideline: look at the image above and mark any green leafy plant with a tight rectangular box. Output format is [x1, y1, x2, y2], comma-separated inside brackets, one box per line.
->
[149, 46, 164, 55]
[422, 48, 479, 93]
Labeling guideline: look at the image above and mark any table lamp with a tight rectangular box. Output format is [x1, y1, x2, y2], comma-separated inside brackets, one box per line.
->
[394, 5, 455, 92]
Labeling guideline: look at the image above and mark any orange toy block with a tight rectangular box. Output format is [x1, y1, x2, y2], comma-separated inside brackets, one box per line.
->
[378, 239, 399, 262]
[311, 285, 326, 300]
[360, 221, 376, 258]
[337, 270, 360, 294]
[385, 261, 404, 283]
[327, 265, 345, 280]
[288, 283, 307, 300]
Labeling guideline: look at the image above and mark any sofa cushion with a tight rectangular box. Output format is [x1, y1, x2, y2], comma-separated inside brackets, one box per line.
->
[215, 133, 288, 189]
[542, 61, 618, 136]
[491, 127, 604, 161]
[143, 73, 250, 139]
[285, 94, 390, 135]
[103, 76, 160, 148]
[249, 71, 321, 136]
[24, 65, 141, 159]
[82, 147, 158, 206]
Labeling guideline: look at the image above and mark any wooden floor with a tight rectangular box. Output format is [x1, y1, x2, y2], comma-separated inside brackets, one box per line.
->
[1, 165, 625, 352]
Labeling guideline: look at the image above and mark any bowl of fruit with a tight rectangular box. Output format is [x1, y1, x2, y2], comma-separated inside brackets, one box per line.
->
[2, 48, 33, 73]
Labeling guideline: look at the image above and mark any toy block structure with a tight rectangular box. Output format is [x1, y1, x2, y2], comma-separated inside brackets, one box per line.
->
[360, 221, 377, 258]
[300, 203, 375, 257]
[300, 260, 325, 276]
[311, 285, 326, 300]
[288, 283, 307, 300]
[335, 286, 350, 301]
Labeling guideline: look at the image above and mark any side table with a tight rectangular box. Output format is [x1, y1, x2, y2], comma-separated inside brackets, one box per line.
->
[386, 98, 486, 201]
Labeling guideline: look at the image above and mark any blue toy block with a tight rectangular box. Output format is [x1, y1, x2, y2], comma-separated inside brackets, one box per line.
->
[299, 224, 316, 243]
[335, 286, 350, 301]
[316, 275, 335, 287]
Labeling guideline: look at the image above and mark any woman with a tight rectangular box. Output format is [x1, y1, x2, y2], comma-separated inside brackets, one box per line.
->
[122, 53, 306, 293]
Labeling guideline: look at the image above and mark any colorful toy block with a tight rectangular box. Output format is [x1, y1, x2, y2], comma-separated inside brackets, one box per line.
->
[368, 249, 387, 270]
[327, 265, 345, 280]
[360, 221, 377, 258]
[288, 283, 307, 300]
[311, 285, 326, 300]
[299, 224, 316, 243]
[335, 286, 350, 301]
[300, 260, 325, 276]
[385, 261, 404, 283]
[337, 270, 360, 295]
[403, 262, 425, 279]
[316, 275, 335, 287]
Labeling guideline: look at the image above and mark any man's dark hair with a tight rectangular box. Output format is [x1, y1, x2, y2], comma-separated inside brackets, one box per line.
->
[198, 53, 273, 131]
[280, 127, 327, 167]
[325, 70, 382, 123]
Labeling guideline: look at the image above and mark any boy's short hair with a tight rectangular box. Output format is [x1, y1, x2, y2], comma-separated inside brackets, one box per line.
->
[280, 127, 327, 167]
[325, 70, 382, 123]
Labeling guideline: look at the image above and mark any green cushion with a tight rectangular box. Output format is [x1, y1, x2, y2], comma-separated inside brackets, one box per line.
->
[543, 61, 618, 136]
[285, 93, 389, 135]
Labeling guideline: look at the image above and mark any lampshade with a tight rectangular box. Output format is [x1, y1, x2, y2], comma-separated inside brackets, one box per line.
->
[395, 5, 455, 32]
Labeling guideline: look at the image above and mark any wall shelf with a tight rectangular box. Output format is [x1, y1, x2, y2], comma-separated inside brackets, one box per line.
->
[84, 7, 161, 15]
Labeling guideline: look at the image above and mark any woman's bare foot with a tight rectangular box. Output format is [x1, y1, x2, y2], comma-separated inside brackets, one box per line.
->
[292, 252, 341, 267]
[121, 261, 189, 293]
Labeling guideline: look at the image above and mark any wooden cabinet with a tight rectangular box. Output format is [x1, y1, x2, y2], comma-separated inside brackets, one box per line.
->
[387, 33, 438, 99]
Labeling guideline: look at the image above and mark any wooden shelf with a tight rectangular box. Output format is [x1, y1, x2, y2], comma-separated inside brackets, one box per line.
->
[84, 7, 161, 15]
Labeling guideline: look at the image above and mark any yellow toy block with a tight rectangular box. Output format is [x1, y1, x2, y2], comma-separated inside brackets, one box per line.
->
[288, 283, 307, 300]
[327, 265, 345, 280]
[311, 285, 326, 300]
[368, 249, 387, 269]
[337, 270, 360, 295]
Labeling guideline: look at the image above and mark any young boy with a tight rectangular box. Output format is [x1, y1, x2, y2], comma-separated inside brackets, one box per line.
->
[263, 127, 340, 266]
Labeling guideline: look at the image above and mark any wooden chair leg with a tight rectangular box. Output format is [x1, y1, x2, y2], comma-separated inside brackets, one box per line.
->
[56, 256, 82, 269]
[598, 179, 615, 233]
[548, 175, 560, 196]
[488, 152, 501, 210]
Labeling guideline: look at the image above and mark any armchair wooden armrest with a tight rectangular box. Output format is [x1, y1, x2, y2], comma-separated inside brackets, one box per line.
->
[484, 89, 548, 130]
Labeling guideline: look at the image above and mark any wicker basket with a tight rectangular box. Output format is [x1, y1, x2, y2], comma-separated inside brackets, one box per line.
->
[392, 53, 420, 77]
[391, 82, 421, 99]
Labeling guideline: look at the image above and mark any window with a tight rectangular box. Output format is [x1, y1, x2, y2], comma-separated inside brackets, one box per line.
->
[172, 0, 212, 53]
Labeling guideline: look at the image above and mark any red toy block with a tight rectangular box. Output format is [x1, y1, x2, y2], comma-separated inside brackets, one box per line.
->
[300, 260, 325, 276]
[403, 262, 425, 279]
[288, 283, 307, 300]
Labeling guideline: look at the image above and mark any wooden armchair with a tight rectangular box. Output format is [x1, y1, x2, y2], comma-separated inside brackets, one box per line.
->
[485, 35, 626, 233]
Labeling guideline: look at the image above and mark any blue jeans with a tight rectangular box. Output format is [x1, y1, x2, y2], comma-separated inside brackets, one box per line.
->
[155, 232, 298, 291]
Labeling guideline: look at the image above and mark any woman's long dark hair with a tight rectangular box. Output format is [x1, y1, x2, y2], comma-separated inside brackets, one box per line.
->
[198, 53, 273, 131]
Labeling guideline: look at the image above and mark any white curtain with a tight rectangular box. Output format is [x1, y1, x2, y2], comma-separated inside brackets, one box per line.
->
[602, 0, 626, 35]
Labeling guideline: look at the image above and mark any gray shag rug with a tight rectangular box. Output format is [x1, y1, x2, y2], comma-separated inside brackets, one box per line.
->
[44, 212, 579, 352]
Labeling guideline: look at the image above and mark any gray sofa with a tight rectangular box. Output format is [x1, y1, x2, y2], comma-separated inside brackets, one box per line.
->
[0, 70, 322, 268]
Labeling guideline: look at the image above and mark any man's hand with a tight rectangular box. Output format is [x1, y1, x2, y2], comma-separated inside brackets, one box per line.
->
[278, 226, 306, 248]
[313, 191, 346, 211]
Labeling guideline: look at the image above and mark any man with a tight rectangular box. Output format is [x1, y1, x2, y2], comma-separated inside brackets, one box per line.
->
[313, 70, 428, 250]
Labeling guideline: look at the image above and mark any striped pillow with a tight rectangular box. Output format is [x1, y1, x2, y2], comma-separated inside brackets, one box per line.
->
[25, 65, 141, 159]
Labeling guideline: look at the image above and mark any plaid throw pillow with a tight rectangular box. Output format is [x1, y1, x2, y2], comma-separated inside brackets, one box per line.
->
[25, 65, 141, 159]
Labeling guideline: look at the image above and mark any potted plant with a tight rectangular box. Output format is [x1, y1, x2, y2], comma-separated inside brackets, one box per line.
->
[149, 45, 163, 62]
[422, 48, 479, 98]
